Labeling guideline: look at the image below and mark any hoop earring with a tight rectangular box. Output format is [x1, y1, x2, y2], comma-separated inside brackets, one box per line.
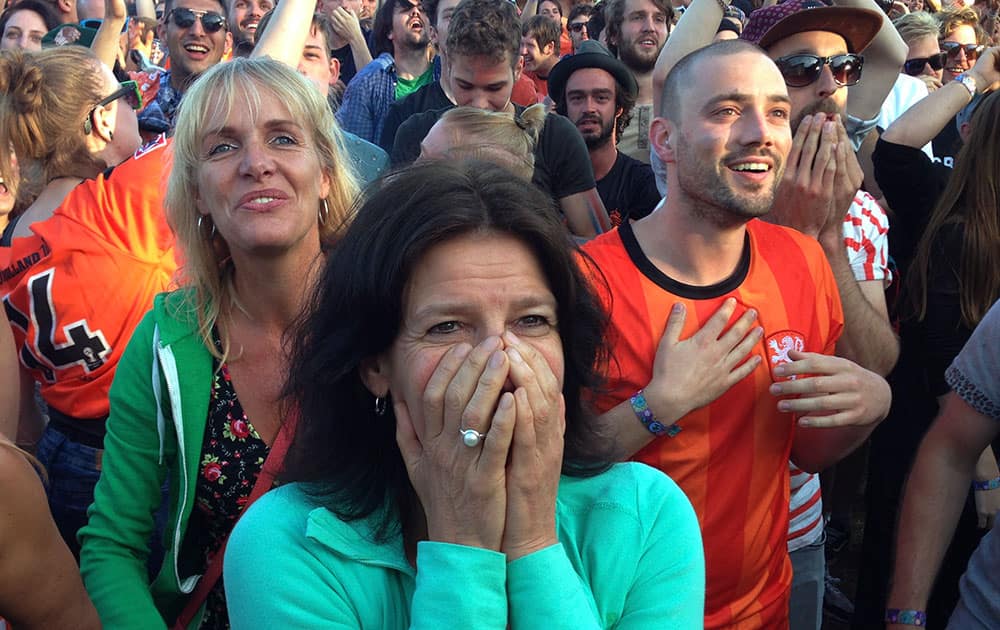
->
[319, 199, 330, 226]
[197, 215, 216, 240]
[374, 395, 388, 416]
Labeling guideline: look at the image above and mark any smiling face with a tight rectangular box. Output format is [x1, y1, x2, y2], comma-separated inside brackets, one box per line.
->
[195, 86, 331, 260]
[766, 30, 850, 134]
[1, 8, 47, 51]
[367, 231, 564, 438]
[162, 0, 232, 86]
[658, 50, 791, 226]
[615, 0, 668, 74]
[941, 23, 978, 84]
[521, 35, 555, 74]
[229, 0, 273, 43]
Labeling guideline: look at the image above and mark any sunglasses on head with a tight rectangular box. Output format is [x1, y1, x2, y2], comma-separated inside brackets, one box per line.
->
[774, 53, 864, 88]
[167, 7, 227, 33]
[940, 41, 984, 61]
[903, 51, 948, 76]
[80, 17, 130, 34]
[83, 81, 143, 134]
[568, 21, 588, 33]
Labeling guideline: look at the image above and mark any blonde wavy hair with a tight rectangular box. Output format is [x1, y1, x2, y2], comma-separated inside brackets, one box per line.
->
[433, 103, 547, 181]
[165, 56, 358, 361]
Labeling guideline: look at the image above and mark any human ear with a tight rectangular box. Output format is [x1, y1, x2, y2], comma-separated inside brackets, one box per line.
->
[359, 355, 392, 397]
[649, 116, 675, 164]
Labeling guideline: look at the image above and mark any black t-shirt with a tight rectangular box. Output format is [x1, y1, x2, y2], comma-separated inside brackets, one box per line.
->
[596, 151, 660, 225]
[378, 81, 452, 151]
[872, 136, 951, 275]
[931, 115, 962, 169]
[331, 27, 371, 86]
[391, 105, 596, 200]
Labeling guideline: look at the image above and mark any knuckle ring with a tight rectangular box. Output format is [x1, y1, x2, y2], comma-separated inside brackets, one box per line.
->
[460, 427, 486, 448]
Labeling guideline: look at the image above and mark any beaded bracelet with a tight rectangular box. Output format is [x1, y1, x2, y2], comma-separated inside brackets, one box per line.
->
[630, 390, 681, 437]
[885, 608, 926, 626]
[973, 476, 1000, 491]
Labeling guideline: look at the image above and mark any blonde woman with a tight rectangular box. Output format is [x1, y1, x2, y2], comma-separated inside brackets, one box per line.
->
[79, 56, 358, 629]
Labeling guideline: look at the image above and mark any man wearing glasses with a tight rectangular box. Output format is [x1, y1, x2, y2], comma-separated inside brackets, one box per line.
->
[137, 0, 231, 135]
[651, 0, 904, 628]
[567, 3, 593, 53]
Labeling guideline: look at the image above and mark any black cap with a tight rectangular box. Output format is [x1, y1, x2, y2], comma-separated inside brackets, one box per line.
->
[547, 40, 639, 104]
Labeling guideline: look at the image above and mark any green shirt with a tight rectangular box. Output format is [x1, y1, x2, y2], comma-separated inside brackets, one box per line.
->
[395, 66, 435, 100]
[224, 463, 706, 628]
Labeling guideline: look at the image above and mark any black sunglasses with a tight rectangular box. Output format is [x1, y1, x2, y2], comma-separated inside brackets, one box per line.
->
[83, 81, 143, 134]
[167, 7, 227, 33]
[940, 41, 984, 62]
[903, 52, 947, 76]
[774, 53, 864, 88]
[568, 21, 589, 33]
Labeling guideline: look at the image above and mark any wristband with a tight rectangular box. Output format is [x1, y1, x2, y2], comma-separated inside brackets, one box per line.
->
[630, 390, 681, 437]
[885, 608, 926, 626]
[973, 476, 1000, 491]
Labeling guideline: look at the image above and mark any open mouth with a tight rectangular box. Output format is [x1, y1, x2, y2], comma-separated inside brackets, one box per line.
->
[184, 42, 210, 56]
[729, 162, 771, 173]
[243, 19, 259, 32]
[0, 179, 8, 195]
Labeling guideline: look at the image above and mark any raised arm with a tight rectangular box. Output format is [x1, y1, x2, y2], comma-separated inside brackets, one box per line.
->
[883, 47, 1000, 148]
[251, 0, 315, 67]
[651, 0, 719, 116]
[838, 0, 907, 122]
[91, 0, 129, 69]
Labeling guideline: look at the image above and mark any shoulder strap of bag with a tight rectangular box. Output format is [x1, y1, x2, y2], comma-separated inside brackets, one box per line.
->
[172, 413, 297, 629]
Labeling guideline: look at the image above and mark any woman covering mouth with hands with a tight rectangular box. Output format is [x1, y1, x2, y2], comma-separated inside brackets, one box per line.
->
[223, 161, 705, 629]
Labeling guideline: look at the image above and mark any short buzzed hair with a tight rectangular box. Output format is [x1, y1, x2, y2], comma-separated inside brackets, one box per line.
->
[522, 15, 560, 52]
[446, 0, 521, 69]
[661, 39, 765, 120]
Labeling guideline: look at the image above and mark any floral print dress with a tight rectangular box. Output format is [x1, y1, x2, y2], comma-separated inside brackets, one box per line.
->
[181, 348, 269, 630]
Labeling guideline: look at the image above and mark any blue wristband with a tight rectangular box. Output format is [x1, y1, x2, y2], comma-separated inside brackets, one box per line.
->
[629, 390, 681, 437]
[973, 476, 1000, 491]
[885, 608, 926, 626]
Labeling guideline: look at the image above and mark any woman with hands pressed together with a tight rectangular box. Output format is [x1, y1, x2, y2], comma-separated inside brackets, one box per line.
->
[224, 161, 705, 629]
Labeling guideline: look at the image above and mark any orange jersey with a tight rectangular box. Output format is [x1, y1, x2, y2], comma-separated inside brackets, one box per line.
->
[583, 219, 843, 629]
[0, 136, 176, 420]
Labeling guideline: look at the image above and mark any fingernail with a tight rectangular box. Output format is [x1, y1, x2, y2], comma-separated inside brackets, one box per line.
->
[774, 365, 786, 376]
[824, 121, 835, 133]
[507, 347, 524, 364]
[484, 336, 501, 351]
[756, 327, 764, 338]
[454, 343, 472, 359]
[499, 392, 514, 409]
[747, 309, 757, 319]
[778, 401, 791, 412]
[801, 114, 812, 124]
[489, 350, 505, 369]
[504, 330, 521, 345]
[798, 417, 813, 427]
[672, 303, 684, 314]
[770, 383, 782, 394]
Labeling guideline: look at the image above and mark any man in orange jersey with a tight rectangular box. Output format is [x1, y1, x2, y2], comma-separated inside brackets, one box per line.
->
[583, 40, 890, 629]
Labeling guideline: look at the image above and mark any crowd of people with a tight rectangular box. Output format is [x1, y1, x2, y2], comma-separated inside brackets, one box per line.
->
[0, 0, 997, 628]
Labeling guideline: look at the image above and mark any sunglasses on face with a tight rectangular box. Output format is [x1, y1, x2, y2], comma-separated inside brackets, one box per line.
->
[940, 41, 984, 61]
[568, 21, 588, 33]
[774, 53, 864, 88]
[83, 81, 143, 134]
[167, 8, 227, 33]
[903, 51, 947, 76]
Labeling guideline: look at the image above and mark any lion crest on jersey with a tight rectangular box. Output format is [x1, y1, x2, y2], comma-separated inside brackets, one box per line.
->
[766, 330, 805, 381]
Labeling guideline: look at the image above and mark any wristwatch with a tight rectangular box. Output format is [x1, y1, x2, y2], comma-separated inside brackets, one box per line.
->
[954, 72, 978, 97]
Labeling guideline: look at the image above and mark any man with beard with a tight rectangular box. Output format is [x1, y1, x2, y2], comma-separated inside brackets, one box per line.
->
[336, 0, 433, 142]
[228, 0, 271, 46]
[604, 0, 671, 163]
[549, 40, 659, 225]
[137, 0, 233, 135]
[583, 39, 890, 629]
[654, 1, 904, 627]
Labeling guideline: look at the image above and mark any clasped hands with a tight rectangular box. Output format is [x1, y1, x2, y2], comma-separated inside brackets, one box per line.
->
[395, 332, 563, 562]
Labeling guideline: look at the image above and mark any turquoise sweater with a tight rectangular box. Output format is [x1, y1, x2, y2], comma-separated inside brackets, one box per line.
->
[79, 290, 217, 629]
[225, 462, 705, 628]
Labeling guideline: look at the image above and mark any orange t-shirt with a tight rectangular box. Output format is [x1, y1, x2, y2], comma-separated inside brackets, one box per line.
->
[583, 219, 843, 629]
[0, 136, 176, 420]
